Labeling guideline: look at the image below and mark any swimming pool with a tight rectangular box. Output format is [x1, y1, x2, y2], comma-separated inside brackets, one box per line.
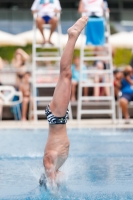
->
[0, 128, 133, 200]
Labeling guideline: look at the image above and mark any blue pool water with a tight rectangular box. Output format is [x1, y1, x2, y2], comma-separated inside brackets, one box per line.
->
[0, 128, 133, 200]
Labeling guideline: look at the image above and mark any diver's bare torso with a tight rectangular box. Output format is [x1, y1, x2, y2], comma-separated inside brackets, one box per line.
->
[44, 125, 70, 171]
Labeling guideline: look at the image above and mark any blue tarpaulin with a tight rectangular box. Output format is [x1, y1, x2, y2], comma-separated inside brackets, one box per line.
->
[86, 17, 105, 46]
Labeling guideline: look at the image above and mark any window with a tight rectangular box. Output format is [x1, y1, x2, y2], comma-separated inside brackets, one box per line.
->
[0, 0, 33, 8]
[59, 0, 79, 8]
[0, 0, 80, 9]
[108, 2, 119, 9]
[123, 1, 133, 9]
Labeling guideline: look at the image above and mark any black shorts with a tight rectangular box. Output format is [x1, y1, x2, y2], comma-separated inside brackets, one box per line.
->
[121, 93, 133, 102]
[45, 105, 69, 125]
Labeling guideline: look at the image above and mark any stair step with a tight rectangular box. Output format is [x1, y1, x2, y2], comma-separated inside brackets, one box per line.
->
[80, 110, 113, 115]
[81, 70, 112, 74]
[35, 83, 56, 88]
[81, 83, 112, 87]
[80, 96, 113, 101]
[34, 57, 60, 61]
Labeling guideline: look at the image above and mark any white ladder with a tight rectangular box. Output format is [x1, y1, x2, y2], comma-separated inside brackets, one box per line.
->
[77, 13, 116, 123]
[32, 14, 73, 121]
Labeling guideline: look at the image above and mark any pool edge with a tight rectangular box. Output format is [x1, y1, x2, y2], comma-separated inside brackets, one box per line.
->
[0, 120, 133, 129]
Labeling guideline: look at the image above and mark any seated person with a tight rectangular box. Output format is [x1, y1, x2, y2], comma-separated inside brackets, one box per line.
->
[19, 72, 31, 121]
[31, 0, 61, 45]
[78, 0, 105, 46]
[94, 61, 110, 97]
[119, 66, 133, 123]
[12, 49, 29, 87]
[113, 70, 123, 100]
[71, 56, 88, 102]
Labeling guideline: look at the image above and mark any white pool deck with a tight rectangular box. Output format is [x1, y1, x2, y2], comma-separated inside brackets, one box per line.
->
[0, 119, 133, 129]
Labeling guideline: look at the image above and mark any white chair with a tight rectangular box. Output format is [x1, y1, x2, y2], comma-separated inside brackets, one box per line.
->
[0, 86, 23, 120]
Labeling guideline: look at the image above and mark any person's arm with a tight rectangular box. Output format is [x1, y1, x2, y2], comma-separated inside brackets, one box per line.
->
[125, 75, 133, 85]
[103, 0, 110, 13]
[32, 10, 38, 14]
[101, 0, 104, 9]
[19, 84, 24, 96]
[54, 0, 61, 13]
[16, 49, 29, 62]
[54, 9, 60, 13]
[114, 80, 121, 89]
[31, 0, 39, 14]
[78, 0, 85, 14]
[12, 58, 21, 69]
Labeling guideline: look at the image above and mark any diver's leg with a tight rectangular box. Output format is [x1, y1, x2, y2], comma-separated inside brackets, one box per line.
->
[50, 17, 88, 116]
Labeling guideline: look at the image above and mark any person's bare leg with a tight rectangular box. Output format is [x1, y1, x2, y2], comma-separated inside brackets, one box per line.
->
[48, 17, 58, 45]
[104, 75, 110, 96]
[83, 87, 88, 97]
[50, 16, 88, 116]
[36, 17, 46, 44]
[22, 97, 29, 121]
[71, 81, 77, 102]
[104, 87, 110, 96]
[94, 76, 100, 97]
[119, 98, 129, 119]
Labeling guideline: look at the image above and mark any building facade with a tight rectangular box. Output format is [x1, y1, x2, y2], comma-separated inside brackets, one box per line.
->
[0, 0, 133, 34]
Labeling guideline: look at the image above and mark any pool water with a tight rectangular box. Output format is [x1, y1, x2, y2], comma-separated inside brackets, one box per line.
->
[0, 128, 133, 200]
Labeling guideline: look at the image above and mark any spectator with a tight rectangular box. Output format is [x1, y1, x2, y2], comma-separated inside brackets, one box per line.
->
[94, 61, 110, 97]
[78, 0, 105, 46]
[31, 0, 61, 45]
[19, 72, 31, 121]
[113, 70, 123, 100]
[119, 66, 133, 123]
[12, 48, 29, 86]
[71, 56, 88, 102]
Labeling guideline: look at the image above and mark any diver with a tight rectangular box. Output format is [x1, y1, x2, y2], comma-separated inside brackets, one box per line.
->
[40, 16, 88, 189]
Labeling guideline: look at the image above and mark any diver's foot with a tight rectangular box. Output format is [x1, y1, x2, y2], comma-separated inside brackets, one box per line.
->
[68, 16, 88, 38]
[39, 174, 47, 190]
